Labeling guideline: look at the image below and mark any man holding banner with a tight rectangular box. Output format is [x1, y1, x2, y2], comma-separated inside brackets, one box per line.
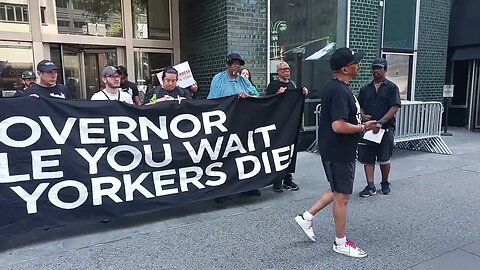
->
[207, 52, 257, 99]
[208, 52, 261, 203]
[91, 66, 134, 104]
[147, 67, 192, 104]
[266, 60, 308, 193]
[294, 47, 378, 258]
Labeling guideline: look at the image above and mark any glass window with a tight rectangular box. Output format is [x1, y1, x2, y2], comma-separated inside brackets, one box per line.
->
[55, 0, 123, 37]
[0, 5, 6, 21]
[134, 50, 172, 96]
[6, 6, 14, 21]
[56, 0, 70, 8]
[22, 7, 28, 22]
[0, 4, 30, 32]
[383, 53, 413, 100]
[40, 7, 46, 24]
[270, 0, 344, 99]
[0, 43, 34, 98]
[132, 0, 170, 40]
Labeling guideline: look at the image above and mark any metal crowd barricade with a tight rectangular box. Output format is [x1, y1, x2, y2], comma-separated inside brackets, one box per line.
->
[394, 101, 452, 155]
[306, 101, 452, 155]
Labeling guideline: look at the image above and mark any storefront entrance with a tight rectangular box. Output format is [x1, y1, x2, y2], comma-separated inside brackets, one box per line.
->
[51, 45, 117, 99]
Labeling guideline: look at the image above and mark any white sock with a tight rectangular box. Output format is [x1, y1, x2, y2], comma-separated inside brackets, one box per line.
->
[335, 236, 346, 246]
[302, 211, 314, 221]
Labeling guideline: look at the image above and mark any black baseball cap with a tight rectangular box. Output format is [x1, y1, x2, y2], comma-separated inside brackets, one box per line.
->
[22, 71, 36, 79]
[37, 60, 59, 72]
[372, 58, 388, 68]
[330, 47, 365, 71]
[227, 52, 245, 65]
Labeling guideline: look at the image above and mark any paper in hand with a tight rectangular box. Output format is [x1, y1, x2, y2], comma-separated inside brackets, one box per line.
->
[363, 129, 385, 144]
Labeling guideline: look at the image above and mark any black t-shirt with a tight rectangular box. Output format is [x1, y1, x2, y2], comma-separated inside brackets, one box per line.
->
[23, 84, 72, 99]
[318, 78, 362, 162]
[153, 86, 192, 100]
[120, 80, 139, 97]
[266, 80, 297, 95]
[357, 79, 401, 130]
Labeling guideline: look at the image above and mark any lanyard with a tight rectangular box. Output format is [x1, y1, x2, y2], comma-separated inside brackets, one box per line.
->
[101, 90, 120, 101]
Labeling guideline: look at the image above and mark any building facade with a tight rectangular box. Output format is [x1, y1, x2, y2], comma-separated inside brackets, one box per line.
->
[0, 0, 457, 128]
[447, 0, 480, 130]
[0, 0, 179, 99]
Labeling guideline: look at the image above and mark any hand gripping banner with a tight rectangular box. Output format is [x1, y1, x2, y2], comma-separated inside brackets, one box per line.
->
[0, 91, 304, 236]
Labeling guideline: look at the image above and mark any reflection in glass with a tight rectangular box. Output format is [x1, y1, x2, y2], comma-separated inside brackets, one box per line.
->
[134, 51, 171, 96]
[63, 52, 82, 99]
[0, 43, 33, 97]
[132, 0, 170, 40]
[384, 54, 412, 100]
[270, 0, 339, 97]
[55, 0, 123, 37]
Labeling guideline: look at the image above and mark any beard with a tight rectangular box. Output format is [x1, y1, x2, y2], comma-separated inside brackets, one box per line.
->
[106, 80, 120, 89]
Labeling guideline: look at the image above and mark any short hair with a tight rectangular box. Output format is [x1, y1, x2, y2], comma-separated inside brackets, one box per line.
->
[161, 66, 178, 80]
[117, 65, 128, 76]
[276, 61, 289, 70]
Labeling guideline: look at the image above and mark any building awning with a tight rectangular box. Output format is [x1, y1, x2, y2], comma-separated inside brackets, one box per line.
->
[451, 46, 480, 61]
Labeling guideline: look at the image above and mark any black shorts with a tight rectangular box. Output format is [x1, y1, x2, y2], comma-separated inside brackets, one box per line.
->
[321, 158, 355, 194]
[358, 129, 395, 165]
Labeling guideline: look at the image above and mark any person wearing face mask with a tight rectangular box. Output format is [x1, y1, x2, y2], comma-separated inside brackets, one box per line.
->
[147, 66, 192, 104]
[23, 60, 71, 99]
[207, 52, 257, 99]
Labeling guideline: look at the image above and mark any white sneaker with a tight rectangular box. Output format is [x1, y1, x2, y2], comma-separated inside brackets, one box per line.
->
[333, 240, 368, 258]
[294, 214, 315, 242]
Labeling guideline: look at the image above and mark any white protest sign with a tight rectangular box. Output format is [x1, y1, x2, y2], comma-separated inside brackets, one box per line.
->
[156, 61, 195, 88]
[443, 85, 454, 98]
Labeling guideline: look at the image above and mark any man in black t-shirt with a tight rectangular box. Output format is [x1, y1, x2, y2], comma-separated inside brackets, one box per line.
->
[23, 60, 71, 99]
[266, 61, 308, 192]
[118, 66, 141, 105]
[146, 67, 192, 104]
[294, 48, 378, 258]
[357, 58, 401, 197]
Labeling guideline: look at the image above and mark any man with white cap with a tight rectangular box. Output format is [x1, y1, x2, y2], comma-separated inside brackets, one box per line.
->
[91, 66, 133, 104]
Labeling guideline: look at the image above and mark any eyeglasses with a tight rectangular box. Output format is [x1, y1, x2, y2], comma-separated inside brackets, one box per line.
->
[107, 75, 121, 79]
[278, 68, 291, 72]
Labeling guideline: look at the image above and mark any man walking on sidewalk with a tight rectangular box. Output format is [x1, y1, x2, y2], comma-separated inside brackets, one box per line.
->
[357, 58, 401, 197]
[294, 47, 378, 258]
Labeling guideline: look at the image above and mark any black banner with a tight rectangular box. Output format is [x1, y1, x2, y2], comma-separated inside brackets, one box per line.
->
[0, 91, 304, 236]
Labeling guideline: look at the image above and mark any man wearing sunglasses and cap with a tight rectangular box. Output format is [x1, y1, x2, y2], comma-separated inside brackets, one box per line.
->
[23, 60, 71, 99]
[294, 47, 379, 258]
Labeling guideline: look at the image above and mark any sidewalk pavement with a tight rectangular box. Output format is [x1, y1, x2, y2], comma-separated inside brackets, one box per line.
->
[1, 127, 479, 270]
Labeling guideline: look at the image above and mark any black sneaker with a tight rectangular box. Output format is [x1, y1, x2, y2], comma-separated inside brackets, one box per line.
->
[272, 182, 283, 193]
[359, 185, 376, 197]
[381, 181, 391, 195]
[283, 181, 299, 191]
